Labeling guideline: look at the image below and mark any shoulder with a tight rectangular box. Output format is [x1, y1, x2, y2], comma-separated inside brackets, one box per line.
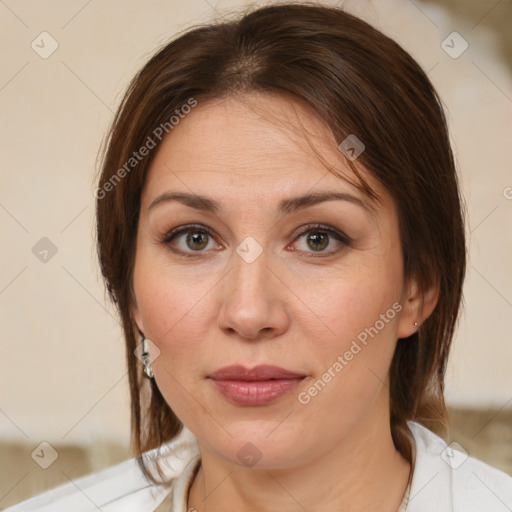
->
[407, 421, 512, 512]
[4, 427, 200, 512]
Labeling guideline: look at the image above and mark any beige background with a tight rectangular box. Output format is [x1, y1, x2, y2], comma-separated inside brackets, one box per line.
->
[0, 0, 511, 499]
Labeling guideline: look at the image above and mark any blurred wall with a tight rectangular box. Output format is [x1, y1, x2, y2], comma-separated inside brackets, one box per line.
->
[1, 0, 511, 449]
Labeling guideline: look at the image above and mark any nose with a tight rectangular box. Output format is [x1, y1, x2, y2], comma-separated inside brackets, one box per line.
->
[217, 245, 291, 341]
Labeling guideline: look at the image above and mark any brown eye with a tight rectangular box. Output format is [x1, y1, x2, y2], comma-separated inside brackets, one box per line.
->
[186, 231, 209, 251]
[306, 231, 329, 251]
[292, 224, 350, 257]
[161, 224, 221, 257]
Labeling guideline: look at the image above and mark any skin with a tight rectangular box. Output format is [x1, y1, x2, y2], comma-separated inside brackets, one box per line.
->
[131, 93, 438, 512]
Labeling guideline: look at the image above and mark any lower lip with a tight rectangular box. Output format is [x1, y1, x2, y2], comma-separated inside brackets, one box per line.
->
[209, 378, 305, 406]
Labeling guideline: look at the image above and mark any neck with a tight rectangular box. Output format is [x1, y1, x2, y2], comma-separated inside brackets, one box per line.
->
[187, 405, 411, 512]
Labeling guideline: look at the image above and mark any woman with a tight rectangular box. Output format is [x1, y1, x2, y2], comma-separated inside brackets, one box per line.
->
[8, 2, 512, 511]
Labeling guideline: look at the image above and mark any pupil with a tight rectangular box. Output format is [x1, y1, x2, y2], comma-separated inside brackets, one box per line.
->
[308, 232, 328, 251]
[187, 232, 208, 250]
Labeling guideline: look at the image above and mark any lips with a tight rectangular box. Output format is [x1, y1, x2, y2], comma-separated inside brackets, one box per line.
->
[209, 364, 305, 381]
[208, 365, 306, 406]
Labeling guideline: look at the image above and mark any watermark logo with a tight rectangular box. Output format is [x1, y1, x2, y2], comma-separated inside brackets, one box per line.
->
[134, 338, 161, 365]
[339, 134, 365, 161]
[441, 441, 469, 469]
[237, 442, 262, 467]
[31, 32, 59, 59]
[32, 237, 58, 263]
[236, 236, 263, 264]
[31, 441, 59, 469]
[441, 32, 468, 59]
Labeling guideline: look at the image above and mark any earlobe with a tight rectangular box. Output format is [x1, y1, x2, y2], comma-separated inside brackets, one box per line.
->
[396, 278, 439, 339]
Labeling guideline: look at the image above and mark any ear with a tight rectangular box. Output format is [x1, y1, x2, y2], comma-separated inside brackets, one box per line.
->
[396, 277, 439, 339]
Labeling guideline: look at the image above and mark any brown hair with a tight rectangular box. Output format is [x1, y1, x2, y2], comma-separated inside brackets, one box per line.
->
[95, 2, 466, 483]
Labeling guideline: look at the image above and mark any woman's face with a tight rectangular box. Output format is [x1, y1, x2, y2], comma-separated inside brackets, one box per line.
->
[131, 93, 417, 469]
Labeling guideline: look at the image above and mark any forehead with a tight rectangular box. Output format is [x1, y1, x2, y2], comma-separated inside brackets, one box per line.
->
[141, 93, 383, 210]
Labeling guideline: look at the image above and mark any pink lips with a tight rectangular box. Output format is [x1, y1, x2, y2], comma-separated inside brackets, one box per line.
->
[208, 365, 306, 406]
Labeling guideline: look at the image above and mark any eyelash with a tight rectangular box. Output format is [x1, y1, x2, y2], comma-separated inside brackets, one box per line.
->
[160, 223, 351, 258]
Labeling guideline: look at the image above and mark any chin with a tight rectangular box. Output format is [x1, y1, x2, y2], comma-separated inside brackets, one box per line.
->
[205, 420, 309, 470]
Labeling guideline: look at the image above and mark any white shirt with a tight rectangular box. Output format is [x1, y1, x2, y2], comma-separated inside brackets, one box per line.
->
[6, 421, 512, 511]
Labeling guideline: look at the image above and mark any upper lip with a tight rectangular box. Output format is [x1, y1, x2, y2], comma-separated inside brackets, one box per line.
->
[208, 365, 305, 381]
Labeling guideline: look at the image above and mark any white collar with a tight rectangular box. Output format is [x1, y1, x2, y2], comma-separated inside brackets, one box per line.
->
[156, 421, 512, 512]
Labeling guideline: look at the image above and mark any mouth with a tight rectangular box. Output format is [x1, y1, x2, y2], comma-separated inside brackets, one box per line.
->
[207, 365, 307, 406]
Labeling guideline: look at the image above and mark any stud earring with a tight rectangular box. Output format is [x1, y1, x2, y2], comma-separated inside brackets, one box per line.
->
[142, 338, 154, 379]
[413, 322, 419, 329]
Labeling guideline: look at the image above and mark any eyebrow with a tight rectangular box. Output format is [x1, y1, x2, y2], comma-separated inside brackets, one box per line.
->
[147, 191, 374, 216]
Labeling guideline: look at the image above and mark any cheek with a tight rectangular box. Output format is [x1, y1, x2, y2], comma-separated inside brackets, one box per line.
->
[301, 281, 401, 390]
[292, 248, 404, 408]
[296, 254, 403, 352]
[132, 252, 215, 370]
[133, 258, 215, 425]
[133, 239, 214, 327]
[294, 277, 401, 444]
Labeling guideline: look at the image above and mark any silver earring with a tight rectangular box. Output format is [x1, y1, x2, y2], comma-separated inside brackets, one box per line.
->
[142, 338, 154, 379]
[413, 322, 419, 329]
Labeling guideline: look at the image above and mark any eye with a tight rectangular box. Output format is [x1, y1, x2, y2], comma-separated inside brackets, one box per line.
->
[291, 224, 350, 257]
[160, 223, 350, 258]
[161, 224, 221, 256]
